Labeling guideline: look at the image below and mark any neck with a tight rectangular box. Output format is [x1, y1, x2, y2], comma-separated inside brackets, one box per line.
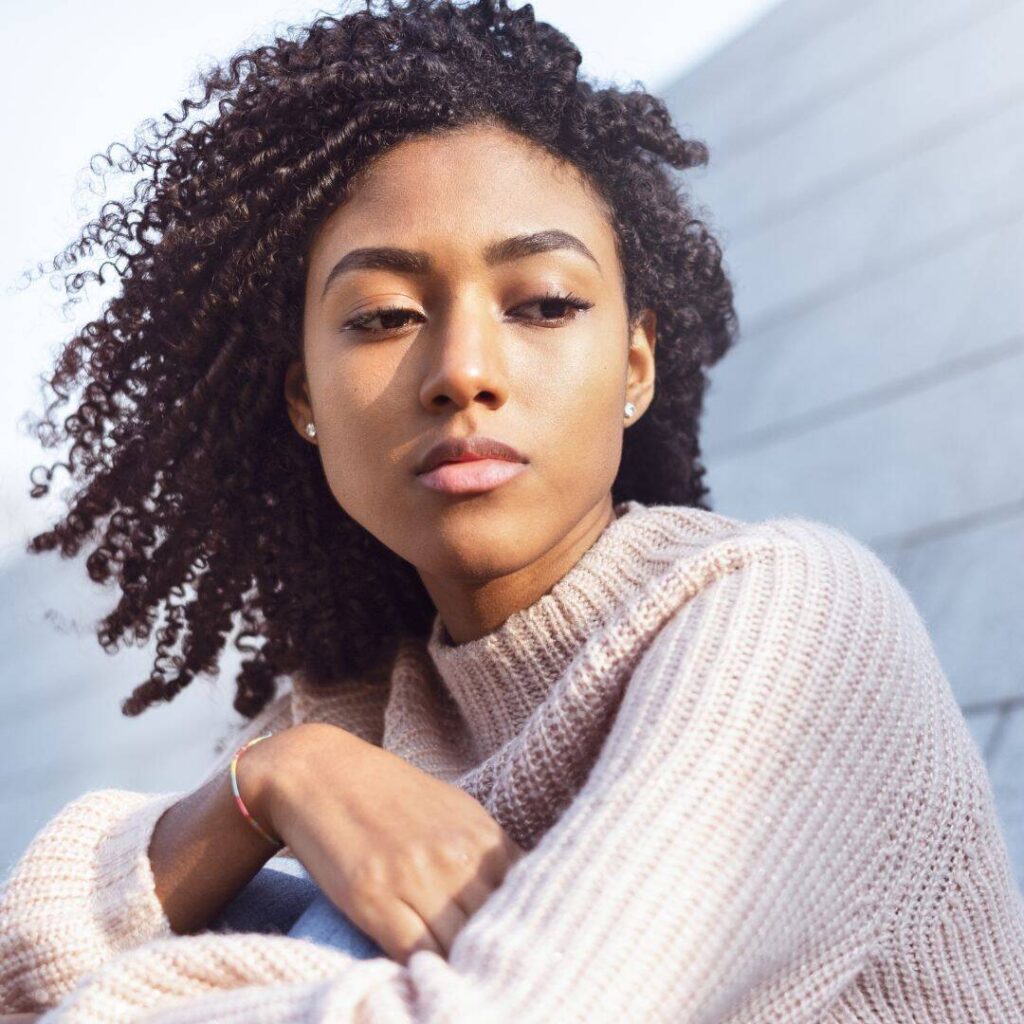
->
[421, 496, 689, 762]
[418, 495, 618, 645]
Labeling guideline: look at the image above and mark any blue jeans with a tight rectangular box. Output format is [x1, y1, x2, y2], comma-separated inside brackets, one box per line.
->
[208, 859, 385, 959]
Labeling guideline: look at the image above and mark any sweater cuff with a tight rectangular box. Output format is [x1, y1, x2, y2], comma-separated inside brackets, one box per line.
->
[92, 789, 185, 948]
[0, 788, 185, 1012]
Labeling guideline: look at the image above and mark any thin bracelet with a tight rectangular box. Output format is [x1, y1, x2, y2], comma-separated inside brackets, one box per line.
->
[229, 732, 285, 849]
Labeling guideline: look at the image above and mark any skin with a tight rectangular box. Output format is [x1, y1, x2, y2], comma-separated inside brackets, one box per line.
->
[283, 120, 657, 646]
[0, 125, 660, 1022]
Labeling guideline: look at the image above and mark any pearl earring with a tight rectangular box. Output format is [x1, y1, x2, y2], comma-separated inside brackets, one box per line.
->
[624, 402, 636, 418]
[305, 422, 317, 439]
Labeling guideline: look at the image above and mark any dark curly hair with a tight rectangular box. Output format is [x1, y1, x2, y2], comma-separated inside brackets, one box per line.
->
[21, 0, 738, 723]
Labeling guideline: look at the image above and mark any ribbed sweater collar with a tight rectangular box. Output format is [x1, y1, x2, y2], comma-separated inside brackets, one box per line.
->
[423, 498, 680, 758]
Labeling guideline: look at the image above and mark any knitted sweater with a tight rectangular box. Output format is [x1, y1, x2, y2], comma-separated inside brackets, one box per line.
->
[2, 499, 1023, 1023]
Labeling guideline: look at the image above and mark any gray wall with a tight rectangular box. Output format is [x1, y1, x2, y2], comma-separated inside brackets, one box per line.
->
[0, 549, 245, 876]
[661, 0, 1024, 887]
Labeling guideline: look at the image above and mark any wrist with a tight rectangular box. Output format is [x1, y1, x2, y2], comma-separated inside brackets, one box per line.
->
[231, 734, 287, 849]
[246, 722, 360, 847]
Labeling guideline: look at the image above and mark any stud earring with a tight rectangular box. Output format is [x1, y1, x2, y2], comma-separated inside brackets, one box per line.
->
[624, 402, 636, 418]
[304, 422, 317, 439]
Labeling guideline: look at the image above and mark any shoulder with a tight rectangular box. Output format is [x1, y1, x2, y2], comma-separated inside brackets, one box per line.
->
[627, 509, 958, 810]
[629, 505, 948, 745]
[630, 506, 979, 867]
[637, 502, 918, 629]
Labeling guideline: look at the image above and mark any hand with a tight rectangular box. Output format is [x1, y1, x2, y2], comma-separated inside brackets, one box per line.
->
[245, 723, 527, 966]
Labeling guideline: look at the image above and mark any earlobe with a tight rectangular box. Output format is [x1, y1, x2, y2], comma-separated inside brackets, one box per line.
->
[283, 358, 315, 442]
[624, 309, 657, 422]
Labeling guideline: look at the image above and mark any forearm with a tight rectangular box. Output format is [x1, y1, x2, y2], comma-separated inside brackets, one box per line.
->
[149, 741, 282, 936]
[0, 698, 298, 1016]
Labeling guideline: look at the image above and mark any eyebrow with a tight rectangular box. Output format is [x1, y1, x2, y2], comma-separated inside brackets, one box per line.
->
[320, 229, 601, 300]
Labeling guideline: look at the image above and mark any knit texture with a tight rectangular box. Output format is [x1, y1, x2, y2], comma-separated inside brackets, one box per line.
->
[2, 499, 1023, 1022]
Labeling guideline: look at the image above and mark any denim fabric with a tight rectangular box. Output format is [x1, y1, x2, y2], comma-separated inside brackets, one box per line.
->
[287, 888, 385, 958]
[208, 862, 385, 959]
[208, 864, 321, 935]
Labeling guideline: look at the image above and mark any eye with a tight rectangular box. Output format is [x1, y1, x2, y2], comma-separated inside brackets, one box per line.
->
[342, 305, 425, 333]
[512, 291, 593, 325]
[339, 291, 594, 334]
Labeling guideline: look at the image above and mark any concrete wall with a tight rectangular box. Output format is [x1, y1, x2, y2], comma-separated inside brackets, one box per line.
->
[660, 0, 1024, 887]
[0, 548, 245, 876]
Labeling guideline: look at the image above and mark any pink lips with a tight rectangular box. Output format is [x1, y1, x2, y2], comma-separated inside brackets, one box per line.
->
[417, 458, 527, 494]
[414, 434, 529, 495]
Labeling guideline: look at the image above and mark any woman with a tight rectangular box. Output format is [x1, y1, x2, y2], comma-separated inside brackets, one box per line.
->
[2, 0, 1023, 1020]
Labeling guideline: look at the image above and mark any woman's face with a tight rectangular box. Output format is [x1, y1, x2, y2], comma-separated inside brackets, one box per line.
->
[285, 121, 655, 603]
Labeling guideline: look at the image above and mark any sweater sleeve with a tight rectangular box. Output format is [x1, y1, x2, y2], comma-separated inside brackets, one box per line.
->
[0, 689, 295, 1014]
[33, 521, 962, 1024]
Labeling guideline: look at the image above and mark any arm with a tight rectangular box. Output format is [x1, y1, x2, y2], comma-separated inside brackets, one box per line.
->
[0, 690, 294, 1014]
[35, 523, 937, 1024]
[148, 719, 294, 937]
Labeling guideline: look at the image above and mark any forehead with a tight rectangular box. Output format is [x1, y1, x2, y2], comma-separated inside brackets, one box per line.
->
[308, 123, 615, 265]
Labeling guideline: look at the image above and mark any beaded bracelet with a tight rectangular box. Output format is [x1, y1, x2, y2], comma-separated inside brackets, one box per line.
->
[229, 732, 285, 849]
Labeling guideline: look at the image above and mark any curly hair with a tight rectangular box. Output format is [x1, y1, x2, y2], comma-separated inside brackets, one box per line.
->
[22, 0, 738, 723]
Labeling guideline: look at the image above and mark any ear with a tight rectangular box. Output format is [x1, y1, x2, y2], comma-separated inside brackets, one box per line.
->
[625, 308, 656, 424]
[283, 357, 317, 444]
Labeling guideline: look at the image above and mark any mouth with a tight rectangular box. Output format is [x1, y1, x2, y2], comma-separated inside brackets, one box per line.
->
[415, 434, 527, 473]
[414, 433, 529, 494]
[416, 458, 528, 495]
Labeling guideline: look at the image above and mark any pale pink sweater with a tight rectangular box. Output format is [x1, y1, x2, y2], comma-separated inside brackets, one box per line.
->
[2, 500, 1023, 1022]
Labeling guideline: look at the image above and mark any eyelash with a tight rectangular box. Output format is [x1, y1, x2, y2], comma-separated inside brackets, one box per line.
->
[341, 291, 594, 333]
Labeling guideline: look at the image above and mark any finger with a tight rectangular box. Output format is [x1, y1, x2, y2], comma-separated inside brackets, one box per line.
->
[397, 895, 452, 963]
[397, 850, 474, 956]
[454, 871, 502, 919]
[413, 888, 472, 957]
[360, 895, 447, 966]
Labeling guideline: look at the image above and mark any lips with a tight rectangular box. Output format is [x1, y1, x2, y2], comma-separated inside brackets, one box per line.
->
[417, 458, 528, 495]
[415, 435, 528, 475]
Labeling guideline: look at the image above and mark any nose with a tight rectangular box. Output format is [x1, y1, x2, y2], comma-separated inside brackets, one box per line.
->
[418, 291, 509, 415]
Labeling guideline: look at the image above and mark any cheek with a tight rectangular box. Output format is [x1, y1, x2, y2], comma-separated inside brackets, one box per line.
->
[303, 349, 404, 504]
[523, 342, 626, 480]
[304, 338, 398, 458]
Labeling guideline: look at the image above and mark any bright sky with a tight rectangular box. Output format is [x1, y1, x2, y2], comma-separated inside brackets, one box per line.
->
[0, 0, 784, 558]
